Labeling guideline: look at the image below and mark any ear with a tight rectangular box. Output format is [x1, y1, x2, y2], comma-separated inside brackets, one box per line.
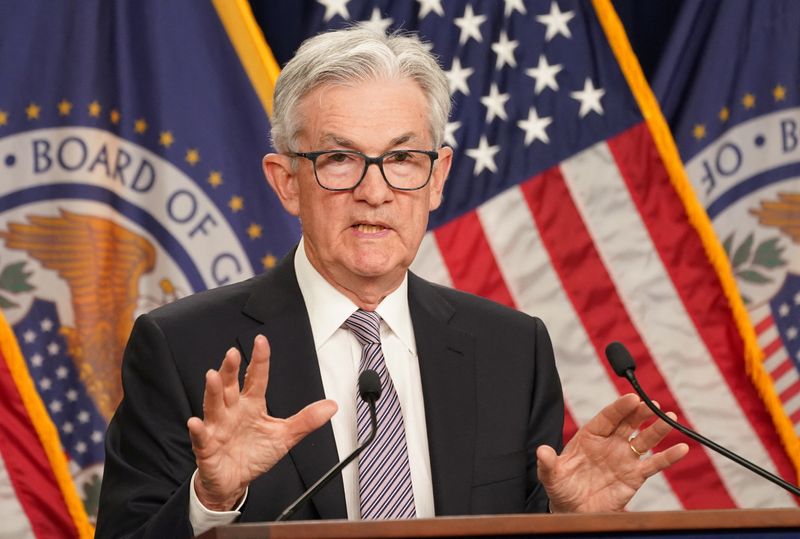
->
[428, 146, 453, 211]
[263, 153, 300, 216]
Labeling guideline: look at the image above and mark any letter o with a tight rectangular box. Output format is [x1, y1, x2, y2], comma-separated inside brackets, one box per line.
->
[166, 189, 198, 224]
[57, 137, 88, 171]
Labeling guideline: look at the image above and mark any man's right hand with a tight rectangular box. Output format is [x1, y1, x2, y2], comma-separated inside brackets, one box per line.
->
[186, 334, 337, 511]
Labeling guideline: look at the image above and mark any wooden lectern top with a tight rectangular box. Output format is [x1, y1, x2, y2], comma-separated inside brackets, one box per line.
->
[198, 508, 800, 539]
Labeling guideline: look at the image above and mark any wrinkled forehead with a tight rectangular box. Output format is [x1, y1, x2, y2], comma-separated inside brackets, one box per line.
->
[294, 78, 434, 150]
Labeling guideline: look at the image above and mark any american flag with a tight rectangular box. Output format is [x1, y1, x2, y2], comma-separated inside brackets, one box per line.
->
[295, 0, 799, 508]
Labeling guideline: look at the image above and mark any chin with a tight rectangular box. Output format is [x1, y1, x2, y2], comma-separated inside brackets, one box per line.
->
[349, 253, 405, 279]
[352, 262, 395, 278]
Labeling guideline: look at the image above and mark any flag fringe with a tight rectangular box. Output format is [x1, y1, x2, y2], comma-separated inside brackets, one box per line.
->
[591, 0, 800, 482]
[212, 0, 281, 117]
[0, 310, 94, 538]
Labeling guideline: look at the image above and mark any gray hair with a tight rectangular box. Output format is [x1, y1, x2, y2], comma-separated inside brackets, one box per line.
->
[270, 25, 451, 153]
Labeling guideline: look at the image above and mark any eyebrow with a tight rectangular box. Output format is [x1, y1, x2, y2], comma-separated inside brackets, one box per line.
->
[319, 132, 419, 150]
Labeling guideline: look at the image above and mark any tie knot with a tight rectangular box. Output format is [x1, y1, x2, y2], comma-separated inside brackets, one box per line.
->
[345, 309, 381, 345]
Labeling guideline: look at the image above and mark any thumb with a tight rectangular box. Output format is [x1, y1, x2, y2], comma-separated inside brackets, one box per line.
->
[286, 399, 338, 445]
[536, 444, 558, 483]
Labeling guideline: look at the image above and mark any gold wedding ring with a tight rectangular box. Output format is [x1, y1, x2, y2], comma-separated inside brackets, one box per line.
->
[629, 441, 645, 457]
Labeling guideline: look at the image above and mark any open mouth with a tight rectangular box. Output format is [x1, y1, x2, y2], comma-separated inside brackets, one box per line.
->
[354, 223, 387, 233]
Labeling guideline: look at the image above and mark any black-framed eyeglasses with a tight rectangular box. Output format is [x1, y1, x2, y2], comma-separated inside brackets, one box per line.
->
[289, 149, 439, 191]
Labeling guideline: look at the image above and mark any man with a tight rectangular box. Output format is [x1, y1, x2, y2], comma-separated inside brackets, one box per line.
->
[96, 26, 687, 538]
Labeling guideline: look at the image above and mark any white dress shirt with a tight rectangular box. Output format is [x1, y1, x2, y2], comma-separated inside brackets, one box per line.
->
[190, 239, 434, 534]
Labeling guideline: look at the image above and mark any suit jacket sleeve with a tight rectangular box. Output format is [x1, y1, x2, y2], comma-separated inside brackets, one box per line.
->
[524, 317, 564, 512]
[96, 313, 198, 539]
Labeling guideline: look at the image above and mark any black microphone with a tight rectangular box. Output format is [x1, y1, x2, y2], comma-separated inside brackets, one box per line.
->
[605, 341, 800, 497]
[275, 369, 382, 521]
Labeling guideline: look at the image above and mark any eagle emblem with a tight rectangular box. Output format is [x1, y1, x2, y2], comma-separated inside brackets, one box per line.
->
[750, 192, 800, 244]
[0, 210, 156, 420]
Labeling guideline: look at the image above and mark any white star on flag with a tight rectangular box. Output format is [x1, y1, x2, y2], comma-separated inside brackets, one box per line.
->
[536, 1, 575, 41]
[317, 0, 350, 22]
[526, 54, 563, 94]
[444, 120, 462, 147]
[454, 4, 486, 44]
[491, 30, 519, 69]
[504, 0, 527, 17]
[361, 8, 392, 35]
[480, 83, 510, 123]
[570, 77, 605, 117]
[465, 135, 500, 174]
[445, 57, 474, 96]
[517, 107, 553, 145]
[417, 0, 444, 19]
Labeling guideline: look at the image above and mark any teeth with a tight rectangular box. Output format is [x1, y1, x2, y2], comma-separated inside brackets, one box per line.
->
[356, 224, 384, 233]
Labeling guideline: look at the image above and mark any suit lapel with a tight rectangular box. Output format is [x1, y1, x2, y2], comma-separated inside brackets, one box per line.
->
[409, 273, 476, 516]
[238, 252, 347, 520]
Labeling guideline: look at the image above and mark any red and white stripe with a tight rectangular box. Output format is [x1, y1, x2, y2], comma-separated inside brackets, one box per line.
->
[0, 345, 82, 537]
[412, 123, 797, 509]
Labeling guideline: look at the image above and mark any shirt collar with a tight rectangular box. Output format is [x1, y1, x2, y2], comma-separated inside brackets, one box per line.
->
[294, 238, 416, 355]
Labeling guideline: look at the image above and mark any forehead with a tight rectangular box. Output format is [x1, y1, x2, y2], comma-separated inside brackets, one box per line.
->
[296, 78, 431, 150]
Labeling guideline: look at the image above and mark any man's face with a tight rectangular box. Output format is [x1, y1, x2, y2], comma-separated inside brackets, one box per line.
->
[265, 78, 452, 301]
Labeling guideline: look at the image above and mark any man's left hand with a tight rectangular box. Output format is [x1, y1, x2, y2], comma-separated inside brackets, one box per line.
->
[536, 393, 689, 513]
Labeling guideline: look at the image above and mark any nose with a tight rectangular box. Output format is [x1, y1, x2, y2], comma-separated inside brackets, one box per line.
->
[353, 162, 394, 205]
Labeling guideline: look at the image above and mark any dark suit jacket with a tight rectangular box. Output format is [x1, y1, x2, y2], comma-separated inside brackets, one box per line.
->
[96, 251, 563, 538]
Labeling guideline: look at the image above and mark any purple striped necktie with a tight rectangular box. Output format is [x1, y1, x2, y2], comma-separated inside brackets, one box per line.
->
[345, 309, 416, 520]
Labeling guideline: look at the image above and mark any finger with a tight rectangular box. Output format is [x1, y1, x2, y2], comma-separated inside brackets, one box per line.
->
[619, 400, 662, 442]
[583, 393, 641, 437]
[285, 399, 338, 446]
[219, 348, 242, 407]
[242, 335, 270, 398]
[640, 442, 689, 478]
[202, 368, 225, 424]
[187, 416, 209, 451]
[535, 445, 558, 484]
[631, 411, 678, 453]
[626, 400, 659, 432]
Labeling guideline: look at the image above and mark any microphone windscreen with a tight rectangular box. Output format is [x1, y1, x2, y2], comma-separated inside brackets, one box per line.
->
[358, 369, 382, 402]
[605, 341, 636, 376]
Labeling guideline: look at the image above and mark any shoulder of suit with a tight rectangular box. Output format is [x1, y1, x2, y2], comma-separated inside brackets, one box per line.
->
[409, 271, 541, 327]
